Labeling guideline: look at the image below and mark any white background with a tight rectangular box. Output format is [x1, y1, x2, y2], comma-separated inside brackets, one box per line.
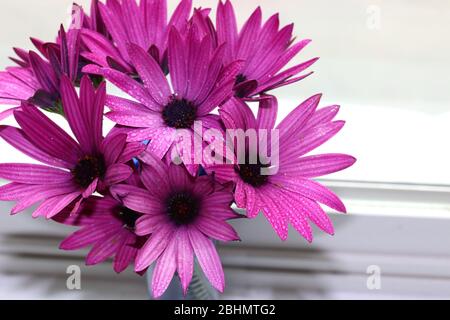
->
[0, 0, 449, 300]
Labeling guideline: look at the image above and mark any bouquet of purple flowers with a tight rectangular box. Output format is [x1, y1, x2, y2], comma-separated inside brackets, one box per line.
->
[0, 0, 355, 298]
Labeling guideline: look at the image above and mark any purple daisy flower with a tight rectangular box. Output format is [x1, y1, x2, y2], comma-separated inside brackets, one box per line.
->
[81, 0, 193, 76]
[94, 26, 241, 173]
[0, 76, 145, 218]
[207, 95, 356, 241]
[216, 0, 318, 99]
[0, 26, 87, 116]
[57, 195, 147, 273]
[110, 151, 241, 298]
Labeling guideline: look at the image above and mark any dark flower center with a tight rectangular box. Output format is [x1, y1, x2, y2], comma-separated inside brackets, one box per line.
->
[235, 73, 247, 86]
[166, 192, 200, 225]
[71, 155, 106, 188]
[236, 157, 271, 187]
[162, 98, 197, 129]
[116, 207, 140, 230]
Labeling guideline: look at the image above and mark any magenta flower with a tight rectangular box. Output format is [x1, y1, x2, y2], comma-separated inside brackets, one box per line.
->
[57, 195, 146, 273]
[81, 0, 192, 76]
[0, 26, 86, 116]
[216, 0, 318, 99]
[0, 76, 145, 218]
[207, 95, 356, 241]
[110, 151, 240, 298]
[94, 27, 240, 173]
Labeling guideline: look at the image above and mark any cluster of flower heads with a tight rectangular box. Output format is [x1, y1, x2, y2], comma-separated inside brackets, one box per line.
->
[0, 0, 355, 298]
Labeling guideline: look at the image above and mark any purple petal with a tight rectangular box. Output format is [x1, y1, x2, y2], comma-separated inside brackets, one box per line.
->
[34, 191, 82, 219]
[60, 76, 92, 153]
[82, 178, 98, 199]
[188, 226, 225, 292]
[60, 222, 119, 250]
[168, 164, 192, 189]
[297, 196, 334, 235]
[5, 66, 40, 89]
[102, 133, 127, 166]
[259, 189, 289, 240]
[0, 126, 71, 168]
[113, 233, 138, 273]
[152, 236, 177, 298]
[10, 183, 79, 214]
[106, 109, 163, 128]
[14, 106, 82, 165]
[203, 189, 234, 206]
[197, 77, 235, 116]
[219, 97, 256, 130]
[256, 95, 277, 130]
[208, 209, 241, 221]
[87, 232, 127, 265]
[195, 215, 240, 242]
[135, 214, 167, 236]
[260, 71, 313, 92]
[139, 150, 170, 178]
[277, 94, 322, 141]
[117, 142, 146, 164]
[258, 58, 318, 92]
[110, 184, 161, 214]
[280, 154, 356, 178]
[254, 14, 280, 56]
[167, 0, 192, 34]
[216, 0, 238, 63]
[98, 1, 129, 59]
[245, 185, 259, 218]
[0, 163, 72, 184]
[143, 0, 167, 47]
[205, 164, 237, 183]
[146, 127, 176, 159]
[236, 7, 262, 61]
[260, 39, 312, 83]
[103, 164, 133, 186]
[139, 160, 170, 198]
[287, 209, 313, 242]
[81, 29, 129, 71]
[301, 105, 340, 133]
[280, 121, 345, 160]
[185, 35, 212, 101]
[98, 67, 161, 110]
[271, 188, 313, 241]
[168, 28, 188, 97]
[0, 182, 39, 201]
[28, 51, 58, 93]
[54, 196, 117, 227]
[270, 176, 346, 213]
[0, 106, 21, 120]
[247, 23, 294, 79]
[127, 43, 171, 105]
[135, 224, 175, 272]
[126, 127, 164, 142]
[176, 226, 194, 295]
[121, 0, 146, 48]
[193, 45, 226, 104]
[234, 180, 247, 208]
[106, 95, 155, 113]
[90, 79, 106, 151]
